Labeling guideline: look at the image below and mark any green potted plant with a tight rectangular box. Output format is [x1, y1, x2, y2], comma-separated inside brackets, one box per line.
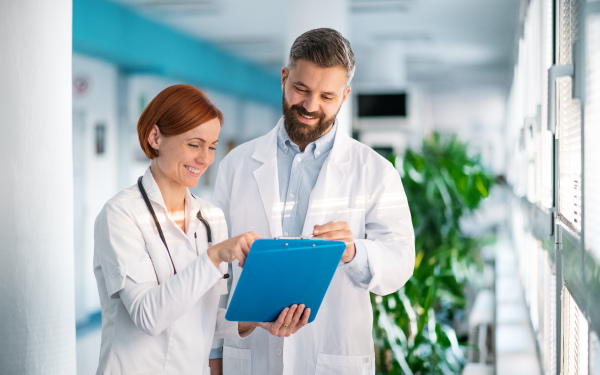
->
[373, 132, 496, 374]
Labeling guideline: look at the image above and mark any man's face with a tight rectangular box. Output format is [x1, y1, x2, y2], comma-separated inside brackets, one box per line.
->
[281, 59, 351, 149]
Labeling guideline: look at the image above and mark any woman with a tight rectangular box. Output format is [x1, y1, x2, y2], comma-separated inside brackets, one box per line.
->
[93, 84, 308, 375]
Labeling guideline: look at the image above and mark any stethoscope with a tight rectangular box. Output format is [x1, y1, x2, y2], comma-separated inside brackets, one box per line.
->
[137, 176, 212, 276]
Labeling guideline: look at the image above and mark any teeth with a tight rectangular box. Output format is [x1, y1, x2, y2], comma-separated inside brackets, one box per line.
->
[186, 166, 201, 173]
[302, 114, 316, 119]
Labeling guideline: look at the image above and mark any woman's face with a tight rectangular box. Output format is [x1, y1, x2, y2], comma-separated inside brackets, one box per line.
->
[151, 117, 221, 189]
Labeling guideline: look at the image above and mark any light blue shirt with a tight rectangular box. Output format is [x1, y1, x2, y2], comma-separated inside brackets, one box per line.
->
[276, 120, 372, 285]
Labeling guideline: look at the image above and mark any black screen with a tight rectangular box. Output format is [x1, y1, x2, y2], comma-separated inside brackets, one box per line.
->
[357, 93, 407, 117]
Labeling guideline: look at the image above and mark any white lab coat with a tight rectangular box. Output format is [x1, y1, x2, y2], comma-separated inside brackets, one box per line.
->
[214, 118, 415, 375]
[93, 167, 239, 375]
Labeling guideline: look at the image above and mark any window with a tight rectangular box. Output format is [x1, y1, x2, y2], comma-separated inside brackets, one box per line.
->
[584, 11, 600, 260]
[556, 0, 583, 231]
[561, 286, 589, 374]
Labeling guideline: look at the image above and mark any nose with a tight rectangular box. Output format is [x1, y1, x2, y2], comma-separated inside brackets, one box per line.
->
[302, 94, 319, 113]
[196, 146, 213, 166]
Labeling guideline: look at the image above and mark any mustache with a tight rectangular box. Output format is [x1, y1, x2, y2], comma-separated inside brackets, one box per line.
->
[291, 104, 324, 120]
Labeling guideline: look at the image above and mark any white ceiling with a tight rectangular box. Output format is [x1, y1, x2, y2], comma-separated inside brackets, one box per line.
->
[112, 0, 520, 93]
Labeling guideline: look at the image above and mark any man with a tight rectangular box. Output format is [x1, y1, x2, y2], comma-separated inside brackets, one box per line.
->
[213, 28, 415, 374]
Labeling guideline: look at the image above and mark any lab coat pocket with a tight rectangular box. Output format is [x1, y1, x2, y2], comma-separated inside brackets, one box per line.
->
[223, 346, 251, 375]
[315, 352, 373, 375]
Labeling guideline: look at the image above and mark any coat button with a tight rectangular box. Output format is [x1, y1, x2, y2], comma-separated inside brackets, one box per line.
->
[277, 348, 283, 356]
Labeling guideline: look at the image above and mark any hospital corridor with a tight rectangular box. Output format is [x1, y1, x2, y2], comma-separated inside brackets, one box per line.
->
[1, 0, 600, 374]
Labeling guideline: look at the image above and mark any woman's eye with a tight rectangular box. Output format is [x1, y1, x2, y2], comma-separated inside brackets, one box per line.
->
[209, 147, 216, 151]
[188, 144, 198, 148]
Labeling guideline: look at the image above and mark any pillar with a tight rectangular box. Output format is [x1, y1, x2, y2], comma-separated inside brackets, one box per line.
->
[0, 1, 76, 374]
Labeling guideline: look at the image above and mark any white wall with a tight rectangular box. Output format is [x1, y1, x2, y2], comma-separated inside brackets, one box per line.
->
[124, 75, 178, 187]
[353, 85, 506, 177]
[428, 87, 506, 175]
[72, 54, 120, 322]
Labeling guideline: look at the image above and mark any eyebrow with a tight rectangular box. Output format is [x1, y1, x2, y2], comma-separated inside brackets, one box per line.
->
[188, 137, 219, 145]
[292, 81, 338, 97]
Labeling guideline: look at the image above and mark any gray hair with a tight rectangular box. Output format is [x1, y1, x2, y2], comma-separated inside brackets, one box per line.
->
[287, 28, 355, 84]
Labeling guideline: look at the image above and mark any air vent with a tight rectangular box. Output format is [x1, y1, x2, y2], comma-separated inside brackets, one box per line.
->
[350, 0, 415, 13]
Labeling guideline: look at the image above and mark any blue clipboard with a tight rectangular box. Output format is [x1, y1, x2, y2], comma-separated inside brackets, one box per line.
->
[225, 238, 345, 323]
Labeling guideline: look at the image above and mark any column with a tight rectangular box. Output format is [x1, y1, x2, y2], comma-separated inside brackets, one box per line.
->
[0, 1, 76, 374]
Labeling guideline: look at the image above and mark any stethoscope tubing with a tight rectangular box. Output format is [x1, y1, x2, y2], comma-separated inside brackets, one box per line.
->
[137, 176, 213, 276]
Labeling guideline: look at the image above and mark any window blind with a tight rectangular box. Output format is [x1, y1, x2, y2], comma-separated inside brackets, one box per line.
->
[561, 286, 589, 374]
[557, 76, 582, 231]
[556, 0, 583, 231]
[541, 0, 555, 209]
[584, 13, 600, 260]
[541, 250, 557, 374]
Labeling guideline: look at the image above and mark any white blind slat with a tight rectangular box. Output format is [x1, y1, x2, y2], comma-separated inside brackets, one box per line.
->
[585, 14, 600, 260]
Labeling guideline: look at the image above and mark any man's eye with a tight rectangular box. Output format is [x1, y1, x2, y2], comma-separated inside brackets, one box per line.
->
[323, 96, 333, 101]
[296, 87, 307, 92]
[209, 147, 216, 151]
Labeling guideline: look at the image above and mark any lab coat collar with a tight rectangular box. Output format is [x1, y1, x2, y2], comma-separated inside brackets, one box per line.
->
[141, 167, 169, 212]
[141, 167, 202, 221]
[276, 118, 337, 159]
[251, 117, 352, 237]
[252, 118, 281, 163]
[251, 121, 282, 237]
[300, 119, 352, 235]
[266, 117, 346, 159]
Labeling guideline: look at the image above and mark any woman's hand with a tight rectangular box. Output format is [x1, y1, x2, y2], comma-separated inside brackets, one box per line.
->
[258, 304, 311, 337]
[237, 304, 311, 337]
[206, 231, 259, 268]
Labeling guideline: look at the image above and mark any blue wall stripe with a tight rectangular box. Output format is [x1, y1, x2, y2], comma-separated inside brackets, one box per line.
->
[76, 310, 102, 338]
[73, 0, 281, 107]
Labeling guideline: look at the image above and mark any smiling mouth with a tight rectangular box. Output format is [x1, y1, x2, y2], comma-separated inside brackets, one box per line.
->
[185, 166, 201, 174]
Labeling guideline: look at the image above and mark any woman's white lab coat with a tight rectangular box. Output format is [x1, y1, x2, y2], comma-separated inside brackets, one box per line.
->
[93, 167, 239, 375]
[214, 119, 415, 375]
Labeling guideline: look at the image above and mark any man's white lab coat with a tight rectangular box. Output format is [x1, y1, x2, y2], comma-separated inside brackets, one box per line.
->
[214, 118, 415, 375]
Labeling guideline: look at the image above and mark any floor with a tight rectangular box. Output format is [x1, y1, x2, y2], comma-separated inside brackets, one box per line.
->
[76, 326, 101, 374]
[495, 239, 542, 375]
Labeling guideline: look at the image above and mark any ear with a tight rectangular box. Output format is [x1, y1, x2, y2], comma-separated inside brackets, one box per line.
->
[281, 67, 288, 91]
[341, 86, 351, 104]
[147, 124, 161, 151]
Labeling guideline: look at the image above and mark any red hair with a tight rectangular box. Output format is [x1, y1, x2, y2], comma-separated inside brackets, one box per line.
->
[137, 84, 223, 159]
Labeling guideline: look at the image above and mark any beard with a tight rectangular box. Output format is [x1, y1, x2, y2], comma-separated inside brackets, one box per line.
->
[282, 92, 341, 146]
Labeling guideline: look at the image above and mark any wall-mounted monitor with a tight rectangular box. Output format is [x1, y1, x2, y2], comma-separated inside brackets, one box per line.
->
[357, 93, 407, 117]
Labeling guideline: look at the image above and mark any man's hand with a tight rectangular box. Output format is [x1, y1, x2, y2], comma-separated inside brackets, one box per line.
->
[258, 304, 311, 337]
[313, 221, 356, 263]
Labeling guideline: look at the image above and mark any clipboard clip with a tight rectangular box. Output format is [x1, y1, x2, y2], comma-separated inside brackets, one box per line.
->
[275, 235, 323, 240]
